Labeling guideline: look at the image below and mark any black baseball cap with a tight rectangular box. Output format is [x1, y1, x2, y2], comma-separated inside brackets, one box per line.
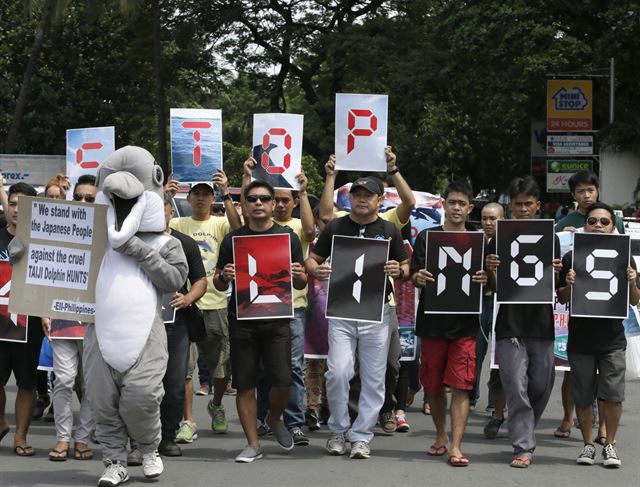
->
[350, 176, 384, 196]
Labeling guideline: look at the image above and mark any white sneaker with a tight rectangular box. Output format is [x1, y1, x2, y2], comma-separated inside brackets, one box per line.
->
[142, 450, 164, 479]
[98, 462, 129, 487]
[349, 440, 371, 459]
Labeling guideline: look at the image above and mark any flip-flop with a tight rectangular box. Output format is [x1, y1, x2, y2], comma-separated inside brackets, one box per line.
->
[510, 455, 531, 468]
[0, 426, 9, 443]
[553, 426, 571, 438]
[426, 444, 448, 456]
[448, 454, 470, 467]
[422, 402, 431, 415]
[48, 448, 69, 461]
[74, 447, 93, 460]
[14, 445, 35, 457]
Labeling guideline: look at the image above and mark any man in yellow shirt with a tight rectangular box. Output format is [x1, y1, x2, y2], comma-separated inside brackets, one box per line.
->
[241, 157, 315, 445]
[170, 170, 241, 440]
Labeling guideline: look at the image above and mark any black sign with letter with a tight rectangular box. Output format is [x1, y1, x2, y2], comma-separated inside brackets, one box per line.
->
[424, 231, 484, 314]
[326, 236, 390, 323]
[572, 233, 630, 319]
[496, 219, 555, 304]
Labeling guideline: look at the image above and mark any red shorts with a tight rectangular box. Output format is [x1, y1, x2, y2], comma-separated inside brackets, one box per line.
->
[420, 336, 476, 396]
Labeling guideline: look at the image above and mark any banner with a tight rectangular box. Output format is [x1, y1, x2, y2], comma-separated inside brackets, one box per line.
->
[9, 196, 107, 322]
[170, 108, 223, 182]
[571, 233, 630, 319]
[335, 94, 388, 171]
[424, 231, 484, 314]
[233, 234, 293, 320]
[252, 114, 303, 190]
[0, 261, 28, 343]
[326, 236, 390, 323]
[304, 279, 329, 358]
[546, 159, 593, 193]
[546, 79, 593, 132]
[66, 127, 115, 190]
[395, 242, 417, 361]
[546, 135, 593, 156]
[0, 154, 65, 186]
[50, 319, 86, 340]
[496, 219, 555, 304]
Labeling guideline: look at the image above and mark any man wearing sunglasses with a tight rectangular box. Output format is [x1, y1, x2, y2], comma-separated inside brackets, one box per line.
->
[72, 175, 97, 203]
[214, 181, 307, 463]
[242, 158, 315, 446]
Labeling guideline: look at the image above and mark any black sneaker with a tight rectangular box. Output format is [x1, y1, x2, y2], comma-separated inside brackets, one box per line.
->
[158, 438, 182, 457]
[576, 443, 596, 465]
[32, 396, 50, 420]
[290, 427, 309, 446]
[483, 416, 504, 439]
[602, 443, 621, 468]
[305, 409, 320, 431]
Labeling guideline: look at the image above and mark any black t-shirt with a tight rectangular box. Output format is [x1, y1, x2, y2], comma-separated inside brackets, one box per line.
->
[487, 231, 561, 340]
[313, 215, 408, 298]
[559, 251, 633, 355]
[411, 227, 480, 339]
[170, 229, 207, 326]
[217, 223, 304, 319]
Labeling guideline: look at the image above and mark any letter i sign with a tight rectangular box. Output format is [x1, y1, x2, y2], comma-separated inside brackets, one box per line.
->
[0, 262, 26, 328]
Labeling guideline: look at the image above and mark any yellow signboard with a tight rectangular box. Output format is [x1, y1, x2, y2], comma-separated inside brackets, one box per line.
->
[546, 79, 593, 132]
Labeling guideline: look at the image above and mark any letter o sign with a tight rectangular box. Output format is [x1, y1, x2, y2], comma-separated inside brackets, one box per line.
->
[261, 128, 291, 175]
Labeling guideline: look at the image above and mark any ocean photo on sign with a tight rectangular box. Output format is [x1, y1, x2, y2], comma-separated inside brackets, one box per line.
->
[170, 108, 223, 182]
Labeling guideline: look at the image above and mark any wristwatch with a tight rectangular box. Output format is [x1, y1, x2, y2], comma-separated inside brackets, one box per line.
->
[387, 167, 399, 176]
[221, 193, 232, 202]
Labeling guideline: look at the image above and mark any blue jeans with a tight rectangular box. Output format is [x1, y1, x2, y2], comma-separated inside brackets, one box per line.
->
[257, 307, 306, 429]
[160, 321, 190, 440]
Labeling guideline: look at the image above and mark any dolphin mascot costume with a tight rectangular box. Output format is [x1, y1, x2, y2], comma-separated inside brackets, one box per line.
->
[83, 146, 187, 480]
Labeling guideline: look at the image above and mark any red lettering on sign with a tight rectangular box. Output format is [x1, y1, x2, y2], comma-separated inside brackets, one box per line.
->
[181, 121, 212, 166]
[261, 127, 291, 175]
[75, 142, 103, 169]
[347, 109, 377, 154]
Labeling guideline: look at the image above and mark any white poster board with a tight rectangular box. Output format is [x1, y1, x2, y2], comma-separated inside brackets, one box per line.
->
[66, 127, 115, 191]
[252, 113, 303, 190]
[335, 94, 388, 171]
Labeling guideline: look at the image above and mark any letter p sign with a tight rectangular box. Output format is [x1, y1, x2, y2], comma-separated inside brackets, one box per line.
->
[347, 109, 377, 154]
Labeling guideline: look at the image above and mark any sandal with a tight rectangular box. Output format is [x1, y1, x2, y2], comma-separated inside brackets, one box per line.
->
[74, 446, 93, 460]
[422, 401, 431, 415]
[0, 426, 9, 443]
[427, 444, 448, 456]
[595, 436, 616, 446]
[14, 445, 35, 457]
[553, 426, 571, 438]
[48, 448, 69, 462]
[510, 455, 531, 468]
[448, 454, 470, 467]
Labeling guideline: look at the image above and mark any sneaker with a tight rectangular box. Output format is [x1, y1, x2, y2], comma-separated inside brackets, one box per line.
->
[225, 383, 237, 395]
[175, 420, 198, 444]
[602, 443, 621, 468]
[319, 406, 330, 425]
[158, 438, 182, 457]
[268, 417, 294, 450]
[98, 461, 129, 487]
[326, 432, 347, 455]
[257, 420, 272, 437]
[290, 427, 309, 446]
[32, 396, 50, 419]
[141, 450, 163, 479]
[305, 409, 321, 431]
[126, 448, 142, 466]
[485, 405, 495, 414]
[235, 445, 263, 463]
[380, 412, 396, 433]
[195, 385, 210, 396]
[483, 416, 504, 439]
[207, 401, 228, 434]
[576, 443, 596, 465]
[395, 414, 410, 432]
[350, 441, 371, 459]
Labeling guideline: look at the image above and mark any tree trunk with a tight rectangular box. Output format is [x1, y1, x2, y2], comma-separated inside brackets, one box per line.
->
[4, 0, 55, 153]
[152, 0, 168, 179]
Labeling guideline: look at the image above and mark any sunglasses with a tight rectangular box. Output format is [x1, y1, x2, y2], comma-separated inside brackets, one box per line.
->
[586, 217, 611, 226]
[246, 194, 273, 203]
[73, 193, 95, 203]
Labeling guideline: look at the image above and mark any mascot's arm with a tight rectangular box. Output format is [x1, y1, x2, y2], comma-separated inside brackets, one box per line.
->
[115, 234, 188, 293]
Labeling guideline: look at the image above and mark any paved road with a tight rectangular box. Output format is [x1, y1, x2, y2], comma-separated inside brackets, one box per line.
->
[1, 368, 639, 487]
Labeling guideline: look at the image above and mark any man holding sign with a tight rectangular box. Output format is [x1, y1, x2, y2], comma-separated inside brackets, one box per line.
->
[485, 176, 561, 468]
[0, 183, 43, 457]
[557, 202, 639, 468]
[411, 181, 486, 466]
[306, 176, 408, 459]
[214, 181, 307, 463]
